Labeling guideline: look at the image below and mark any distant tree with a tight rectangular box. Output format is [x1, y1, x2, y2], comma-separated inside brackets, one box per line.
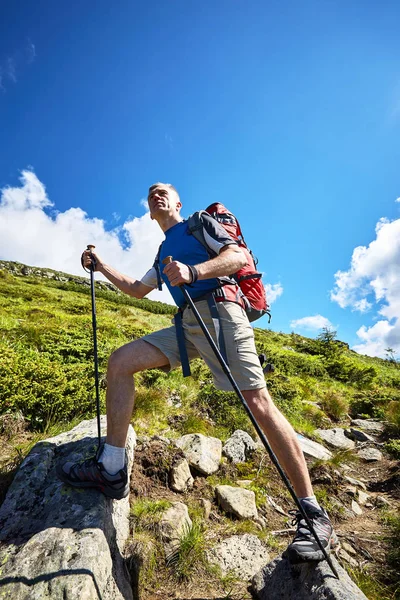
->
[317, 327, 338, 344]
[316, 327, 344, 360]
[385, 347, 398, 363]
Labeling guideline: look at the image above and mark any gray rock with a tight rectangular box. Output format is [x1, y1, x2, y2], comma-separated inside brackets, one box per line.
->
[252, 555, 368, 599]
[222, 429, 257, 463]
[158, 502, 192, 559]
[341, 541, 356, 555]
[175, 433, 222, 475]
[344, 476, 367, 491]
[315, 428, 355, 450]
[169, 457, 194, 492]
[345, 428, 375, 443]
[208, 534, 269, 580]
[0, 417, 136, 600]
[200, 498, 212, 520]
[339, 548, 358, 568]
[351, 500, 362, 516]
[350, 419, 384, 434]
[357, 491, 370, 505]
[297, 434, 333, 460]
[375, 496, 391, 507]
[215, 485, 258, 519]
[357, 447, 383, 462]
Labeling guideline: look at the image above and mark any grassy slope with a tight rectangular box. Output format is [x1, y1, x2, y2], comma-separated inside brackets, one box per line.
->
[0, 264, 399, 598]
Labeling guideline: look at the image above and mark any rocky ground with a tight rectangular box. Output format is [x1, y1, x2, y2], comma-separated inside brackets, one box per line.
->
[0, 415, 398, 600]
[124, 421, 399, 599]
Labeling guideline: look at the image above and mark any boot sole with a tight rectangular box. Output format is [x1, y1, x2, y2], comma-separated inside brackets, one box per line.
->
[284, 533, 339, 564]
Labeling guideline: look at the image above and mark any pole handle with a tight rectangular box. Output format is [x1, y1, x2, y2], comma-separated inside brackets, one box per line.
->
[83, 244, 97, 272]
[162, 256, 173, 265]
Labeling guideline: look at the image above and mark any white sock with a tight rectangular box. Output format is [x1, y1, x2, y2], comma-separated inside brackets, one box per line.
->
[299, 495, 321, 511]
[99, 443, 126, 475]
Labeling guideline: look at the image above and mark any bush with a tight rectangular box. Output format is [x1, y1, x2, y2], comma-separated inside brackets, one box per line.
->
[350, 387, 398, 420]
[384, 439, 400, 460]
[386, 401, 400, 435]
[0, 341, 98, 430]
[320, 389, 349, 421]
[255, 341, 327, 378]
[325, 358, 377, 387]
[196, 384, 253, 435]
[265, 377, 304, 422]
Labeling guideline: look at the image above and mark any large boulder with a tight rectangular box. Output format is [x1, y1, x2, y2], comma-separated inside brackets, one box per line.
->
[207, 534, 269, 580]
[357, 447, 383, 462]
[350, 419, 384, 434]
[215, 485, 258, 519]
[252, 555, 368, 599]
[0, 417, 136, 600]
[175, 433, 222, 475]
[222, 430, 258, 463]
[315, 428, 355, 451]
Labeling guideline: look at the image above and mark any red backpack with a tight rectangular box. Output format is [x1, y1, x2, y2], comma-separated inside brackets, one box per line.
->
[187, 203, 270, 322]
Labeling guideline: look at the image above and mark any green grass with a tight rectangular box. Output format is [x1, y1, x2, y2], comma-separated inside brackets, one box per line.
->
[167, 521, 207, 581]
[130, 499, 173, 531]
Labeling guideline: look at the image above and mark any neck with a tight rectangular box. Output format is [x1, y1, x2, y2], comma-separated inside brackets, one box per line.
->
[156, 213, 183, 233]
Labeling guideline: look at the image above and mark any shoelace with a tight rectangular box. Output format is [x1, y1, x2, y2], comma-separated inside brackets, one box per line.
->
[71, 455, 99, 476]
[288, 509, 314, 539]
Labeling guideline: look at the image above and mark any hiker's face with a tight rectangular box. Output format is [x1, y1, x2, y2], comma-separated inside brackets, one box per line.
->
[147, 186, 181, 220]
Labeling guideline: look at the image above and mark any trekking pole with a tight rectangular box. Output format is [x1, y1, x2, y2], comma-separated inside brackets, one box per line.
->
[82, 245, 102, 450]
[162, 256, 339, 579]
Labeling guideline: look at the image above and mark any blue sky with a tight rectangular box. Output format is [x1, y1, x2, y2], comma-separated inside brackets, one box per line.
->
[1, 0, 399, 357]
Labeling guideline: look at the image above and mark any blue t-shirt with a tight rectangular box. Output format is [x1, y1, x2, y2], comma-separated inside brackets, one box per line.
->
[141, 217, 236, 308]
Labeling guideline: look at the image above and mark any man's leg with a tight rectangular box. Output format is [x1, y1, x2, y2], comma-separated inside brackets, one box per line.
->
[242, 387, 313, 497]
[242, 386, 338, 562]
[56, 339, 169, 499]
[105, 339, 170, 447]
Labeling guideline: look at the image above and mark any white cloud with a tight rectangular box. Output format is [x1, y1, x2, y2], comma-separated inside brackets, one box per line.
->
[0, 170, 172, 304]
[290, 315, 334, 331]
[330, 215, 400, 357]
[396, 197, 400, 203]
[264, 282, 283, 305]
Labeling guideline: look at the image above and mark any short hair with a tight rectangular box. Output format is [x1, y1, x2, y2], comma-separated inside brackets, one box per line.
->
[148, 182, 180, 201]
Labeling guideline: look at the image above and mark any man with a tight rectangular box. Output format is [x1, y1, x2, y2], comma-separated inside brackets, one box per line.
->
[57, 182, 337, 563]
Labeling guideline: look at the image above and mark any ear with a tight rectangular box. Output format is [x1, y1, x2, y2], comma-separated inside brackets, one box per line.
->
[176, 201, 182, 212]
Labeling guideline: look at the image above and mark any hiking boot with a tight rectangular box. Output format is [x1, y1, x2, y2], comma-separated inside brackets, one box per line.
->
[56, 443, 129, 500]
[284, 501, 339, 563]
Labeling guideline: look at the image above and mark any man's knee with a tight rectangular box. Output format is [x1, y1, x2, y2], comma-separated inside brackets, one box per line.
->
[243, 387, 274, 415]
[107, 339, 169, 377]
[107, 346, 140, 377]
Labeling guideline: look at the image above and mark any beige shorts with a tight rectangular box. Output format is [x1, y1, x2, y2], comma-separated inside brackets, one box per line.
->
[142, 300, 266, 392]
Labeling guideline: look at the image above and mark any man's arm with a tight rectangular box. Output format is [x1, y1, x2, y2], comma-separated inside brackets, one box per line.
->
[82, 250, 153, 299]
[163, 245, 246, 287]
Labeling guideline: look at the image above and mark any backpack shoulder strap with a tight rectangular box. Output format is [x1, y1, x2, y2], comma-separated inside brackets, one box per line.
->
[152, 243, 163, 291]
[187, 211, 218, 258]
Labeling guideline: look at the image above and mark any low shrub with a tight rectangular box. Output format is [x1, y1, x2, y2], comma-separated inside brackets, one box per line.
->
[196, 384, 253, 435]
[325, 358, 377, 387]
[386, 401, 400, 435]
[350, 387, 397, 420]
[320, 388, 349, 421]
[384, 439, 400, 460]
[0, 341, 98, 430]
